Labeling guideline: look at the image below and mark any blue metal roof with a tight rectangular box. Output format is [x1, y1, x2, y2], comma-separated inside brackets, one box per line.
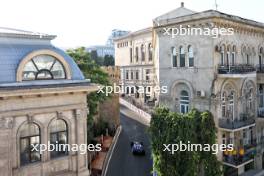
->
[0, 43, 85, 84]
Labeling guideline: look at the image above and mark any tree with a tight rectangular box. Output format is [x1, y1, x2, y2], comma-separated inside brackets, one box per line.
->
[149, 107, 222, 176]
[90, 50, 104, 66]
[103, 54, 115, 66]
[66, 47, 110, 142]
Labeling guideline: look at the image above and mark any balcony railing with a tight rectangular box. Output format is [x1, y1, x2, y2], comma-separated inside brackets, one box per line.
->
[244, 139, 257, 150]
[218, 116, 255, 130]
[223, 149, 255, 167]
[258, 108, 264, 117]
[218, 64, 255, 74]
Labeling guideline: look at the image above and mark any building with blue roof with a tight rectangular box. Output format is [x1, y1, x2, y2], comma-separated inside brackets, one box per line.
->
[0, 27, 97, 176]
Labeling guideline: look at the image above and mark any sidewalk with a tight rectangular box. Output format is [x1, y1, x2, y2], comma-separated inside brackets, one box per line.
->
[91, 136, 113, 176]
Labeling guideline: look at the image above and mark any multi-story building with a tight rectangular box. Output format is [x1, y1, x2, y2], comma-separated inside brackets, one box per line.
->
[106, 29, 130, 47]
[116, 2, 264, 176]
[115, 28, 156, 106]
[86, 45, 114, 57]
[0, 27, 97, 176]
[87, 29, 129, 58]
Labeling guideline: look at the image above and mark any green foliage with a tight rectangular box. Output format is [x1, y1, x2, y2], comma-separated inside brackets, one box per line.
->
[149, 107, 222, 176]
[66, 47, 110, 142]
[103, 54, 115, 66]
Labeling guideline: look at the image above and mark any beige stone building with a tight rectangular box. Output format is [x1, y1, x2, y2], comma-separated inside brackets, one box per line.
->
[0, 28, 97, 176]
[116, 2, 264, 176]
[115, 28, 156, 107]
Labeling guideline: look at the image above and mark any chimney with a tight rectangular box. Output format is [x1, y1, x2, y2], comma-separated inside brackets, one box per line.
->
[181, 2, 184, 7]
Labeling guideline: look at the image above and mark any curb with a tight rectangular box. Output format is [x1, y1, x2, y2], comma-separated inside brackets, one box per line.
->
[101, 125, 122, 176]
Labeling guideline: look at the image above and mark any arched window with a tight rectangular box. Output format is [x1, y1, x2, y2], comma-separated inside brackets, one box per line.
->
[231, 45, 236, 66]
[246, 54, 250, 65]
[49, 119, 68, 158]
[259, 85, 264, 111]
[148, 43, 152, 61]
[226, 45, 230, 66]
[135, 47, 139, 62]
[179, 46, 185, 67]
[131, 87, 134, 94]
[247, 89, 253, 111]
[22, 55, 66, 81]
[227, 91, 235, 120]
[259, 47, 263, 68]
[180, 90, 189, 114]
[188, 46, 194, 67]
[20, 123, 41, 166]
[172, 47, 177, 67]
[126, 87, 129, 94]
[246, 47, 250, 65]
[141, 44, 145, 61]
[220, 45, 225, 66]
[221, 92, 227, 117]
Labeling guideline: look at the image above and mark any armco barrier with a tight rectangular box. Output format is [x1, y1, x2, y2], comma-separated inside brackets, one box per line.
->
[119, 98, 151, 124]
[102, 126, 122, 176]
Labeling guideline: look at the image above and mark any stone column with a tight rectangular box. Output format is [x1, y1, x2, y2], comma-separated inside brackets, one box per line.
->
[75, 109, 90, 176]
[0, 117, 13, 176]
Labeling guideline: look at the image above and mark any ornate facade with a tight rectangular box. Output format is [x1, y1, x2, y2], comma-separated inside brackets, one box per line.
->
[0, 28, 97, 176]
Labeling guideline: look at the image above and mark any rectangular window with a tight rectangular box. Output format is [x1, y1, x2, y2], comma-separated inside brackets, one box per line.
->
[226, 53, 229, 66]
[221, 52, 224, 66]
[126, 71, 129, 80]
[131, 72, 133, 80]
[130, 48, 133, 63]
[180, 54, 185, 67]
[135, 48, 139, 62]
[136, 71, 139, 80]
[231, 53, 235, 65]
[172, 55, 177, 67]
[247, 54, 250, 65]
[145, 69, 150, 81]
[189, 57, 194, 67]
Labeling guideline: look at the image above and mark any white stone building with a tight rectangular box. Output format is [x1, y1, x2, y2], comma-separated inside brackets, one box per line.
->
[116, 2, 264, 175]
[0, 27, 97, 176]
[115, 28, 156, 106]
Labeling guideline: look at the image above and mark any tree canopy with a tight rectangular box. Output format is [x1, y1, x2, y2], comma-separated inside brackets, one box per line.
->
[149, 107, 222, 176]
[67, 47, 110, 142]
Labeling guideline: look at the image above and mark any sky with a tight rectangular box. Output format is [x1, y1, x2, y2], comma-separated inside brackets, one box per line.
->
[0, 0, 262, 48]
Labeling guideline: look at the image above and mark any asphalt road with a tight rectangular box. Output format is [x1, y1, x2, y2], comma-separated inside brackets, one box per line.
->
[105, 106, 152, 176]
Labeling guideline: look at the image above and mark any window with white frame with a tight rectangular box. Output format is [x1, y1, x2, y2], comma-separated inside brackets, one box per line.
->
[172, 47, 177, 67]
[179, 46, 185, 67]
[221, 92, 227, 117]
[188, 46, 194, 67]
[180, 90, 189, 114]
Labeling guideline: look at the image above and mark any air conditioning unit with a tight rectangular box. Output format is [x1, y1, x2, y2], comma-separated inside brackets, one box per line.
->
[197, 90, 206, 98]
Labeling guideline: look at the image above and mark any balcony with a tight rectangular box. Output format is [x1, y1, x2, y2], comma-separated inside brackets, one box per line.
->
[223, 138, 256, 168]
[217, 64, 256, 78]
[218, 115, 255, 131]
[223, 148, 255, 168]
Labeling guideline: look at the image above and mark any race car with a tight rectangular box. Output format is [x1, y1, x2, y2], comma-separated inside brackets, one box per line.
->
[130, 141, 145, 155]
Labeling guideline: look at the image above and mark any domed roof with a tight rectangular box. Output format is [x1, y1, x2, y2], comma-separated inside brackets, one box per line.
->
[0, 28, 85, 85]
